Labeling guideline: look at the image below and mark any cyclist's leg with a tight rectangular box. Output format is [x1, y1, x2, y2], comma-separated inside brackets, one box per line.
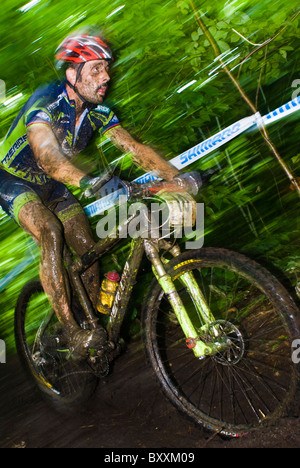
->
[46, 183, 100, 309]
[0, 168, 78, 333]
[63, 213, 100, 308]
[17, 200, 79, 333]
[18, 199, 105, 355]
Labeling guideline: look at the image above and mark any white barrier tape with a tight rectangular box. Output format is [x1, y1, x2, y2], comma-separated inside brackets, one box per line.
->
[4, 97, 299, 293]
[161, 114, 257, 172]
[85, 96, 300, 218]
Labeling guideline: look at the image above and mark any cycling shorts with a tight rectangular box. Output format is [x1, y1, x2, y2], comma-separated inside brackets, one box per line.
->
[0, 168, 84, 225]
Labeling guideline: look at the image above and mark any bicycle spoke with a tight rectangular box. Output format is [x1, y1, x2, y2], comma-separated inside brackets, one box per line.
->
[146, 254, 298, 434]
[18, 284, 97, 403]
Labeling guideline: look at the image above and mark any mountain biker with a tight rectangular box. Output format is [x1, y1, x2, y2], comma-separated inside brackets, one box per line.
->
[0, 33, 196, 354]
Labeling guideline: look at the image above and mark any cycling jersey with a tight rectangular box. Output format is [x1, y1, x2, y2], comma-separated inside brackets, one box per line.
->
[0, 80, 121, 224]
[0, 80, 121, 185]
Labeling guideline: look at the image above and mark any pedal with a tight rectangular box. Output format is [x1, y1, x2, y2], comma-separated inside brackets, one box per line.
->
[89, 353, 110, 378]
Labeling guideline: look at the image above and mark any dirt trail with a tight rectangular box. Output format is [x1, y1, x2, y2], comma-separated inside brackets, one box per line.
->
[1, 344, 300, 449]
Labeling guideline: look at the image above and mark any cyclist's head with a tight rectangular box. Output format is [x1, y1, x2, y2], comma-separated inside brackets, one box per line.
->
[55, 34, 114, 107]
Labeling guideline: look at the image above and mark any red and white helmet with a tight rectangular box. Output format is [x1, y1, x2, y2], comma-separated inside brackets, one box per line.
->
[55, 35, 113, 64]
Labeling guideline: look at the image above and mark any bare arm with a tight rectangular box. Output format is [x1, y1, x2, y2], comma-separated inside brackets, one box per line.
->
[106, 126, 179, 182]
[27, 124, 86, 187]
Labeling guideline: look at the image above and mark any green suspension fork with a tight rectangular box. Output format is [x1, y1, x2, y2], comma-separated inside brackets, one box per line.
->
[145, 241, 219, 358]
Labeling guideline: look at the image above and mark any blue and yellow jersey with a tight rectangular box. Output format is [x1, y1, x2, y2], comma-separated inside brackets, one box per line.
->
[0, 81, 120, 185]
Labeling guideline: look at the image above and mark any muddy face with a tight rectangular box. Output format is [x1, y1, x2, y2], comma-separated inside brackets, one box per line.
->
[67, 59, 111, 105]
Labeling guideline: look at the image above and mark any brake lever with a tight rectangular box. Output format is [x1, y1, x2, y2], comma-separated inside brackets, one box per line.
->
[89, 170, 113, 195]
[173, 168, 218, 195]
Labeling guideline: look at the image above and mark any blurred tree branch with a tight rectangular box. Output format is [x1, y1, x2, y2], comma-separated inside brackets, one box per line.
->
[236, 10, 300, 75]
[189, 0, 300, 196]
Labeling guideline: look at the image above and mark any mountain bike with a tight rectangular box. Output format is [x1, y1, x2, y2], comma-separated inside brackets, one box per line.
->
[14, 173, 300, 438]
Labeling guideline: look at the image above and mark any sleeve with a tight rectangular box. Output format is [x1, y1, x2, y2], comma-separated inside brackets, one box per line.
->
[97, 108, 121, 135]
[25, 109, 52, 129]
[101, 111, 121, 135]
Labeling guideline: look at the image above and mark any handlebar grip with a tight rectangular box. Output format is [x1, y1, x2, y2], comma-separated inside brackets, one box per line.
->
[128, 168, 218, 200]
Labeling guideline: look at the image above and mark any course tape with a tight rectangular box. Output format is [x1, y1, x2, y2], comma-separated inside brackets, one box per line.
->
[85, 95, 300, 218]
[2, 96, 300, 292]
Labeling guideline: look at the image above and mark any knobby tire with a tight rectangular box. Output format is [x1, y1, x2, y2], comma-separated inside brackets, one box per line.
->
[142, 248, 300, 437]
[14, 280, 98, 409]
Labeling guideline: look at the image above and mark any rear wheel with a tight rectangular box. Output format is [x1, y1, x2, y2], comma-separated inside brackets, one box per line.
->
[14, 280, 98, 407]
[143, 248, 300, 437]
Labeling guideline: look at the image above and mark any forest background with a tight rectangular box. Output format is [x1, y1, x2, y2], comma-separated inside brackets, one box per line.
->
[0, 0, 300, 351]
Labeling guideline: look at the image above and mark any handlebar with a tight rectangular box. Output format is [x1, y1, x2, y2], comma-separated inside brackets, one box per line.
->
[83, 168, 217, 201]
[126, 168, 217, 200]
[81, 170, 113, 198]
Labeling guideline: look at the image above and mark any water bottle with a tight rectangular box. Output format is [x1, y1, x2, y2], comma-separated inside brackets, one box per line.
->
[97, 271, 120, 315]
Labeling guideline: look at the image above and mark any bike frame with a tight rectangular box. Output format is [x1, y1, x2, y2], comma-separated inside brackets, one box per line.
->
[66, 212, 221, 360]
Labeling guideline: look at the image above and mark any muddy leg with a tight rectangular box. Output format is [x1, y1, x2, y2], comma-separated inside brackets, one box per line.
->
[18, 201, 79, 332]
[62, 213, 100, 309]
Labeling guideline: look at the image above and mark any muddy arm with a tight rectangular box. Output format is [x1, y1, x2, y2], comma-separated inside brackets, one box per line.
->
[106, 126, 179, 182]
[27, 124, 86, 187]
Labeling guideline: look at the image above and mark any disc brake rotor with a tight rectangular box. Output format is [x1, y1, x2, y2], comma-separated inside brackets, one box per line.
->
[208, 320, 245, 366]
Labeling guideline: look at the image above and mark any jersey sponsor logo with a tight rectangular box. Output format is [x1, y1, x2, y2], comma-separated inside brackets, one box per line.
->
[47, 93, 64, 112]
[95, 104, 111, 113]
[33, 110, 51, 123]
[2, 135, 27, 165]
[110, 114, 119, 123]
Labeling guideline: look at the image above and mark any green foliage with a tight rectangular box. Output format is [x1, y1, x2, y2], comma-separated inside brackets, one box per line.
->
[0, 0, 300, 352]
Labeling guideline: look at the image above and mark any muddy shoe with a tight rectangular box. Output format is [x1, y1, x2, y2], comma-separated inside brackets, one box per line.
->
[68, 327, 107, 358]
[40, 325, 65, 353]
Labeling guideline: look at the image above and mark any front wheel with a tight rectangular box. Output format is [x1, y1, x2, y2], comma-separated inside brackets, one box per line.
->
[14, 280, 98, 407]
[142, 248, 300, 437]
